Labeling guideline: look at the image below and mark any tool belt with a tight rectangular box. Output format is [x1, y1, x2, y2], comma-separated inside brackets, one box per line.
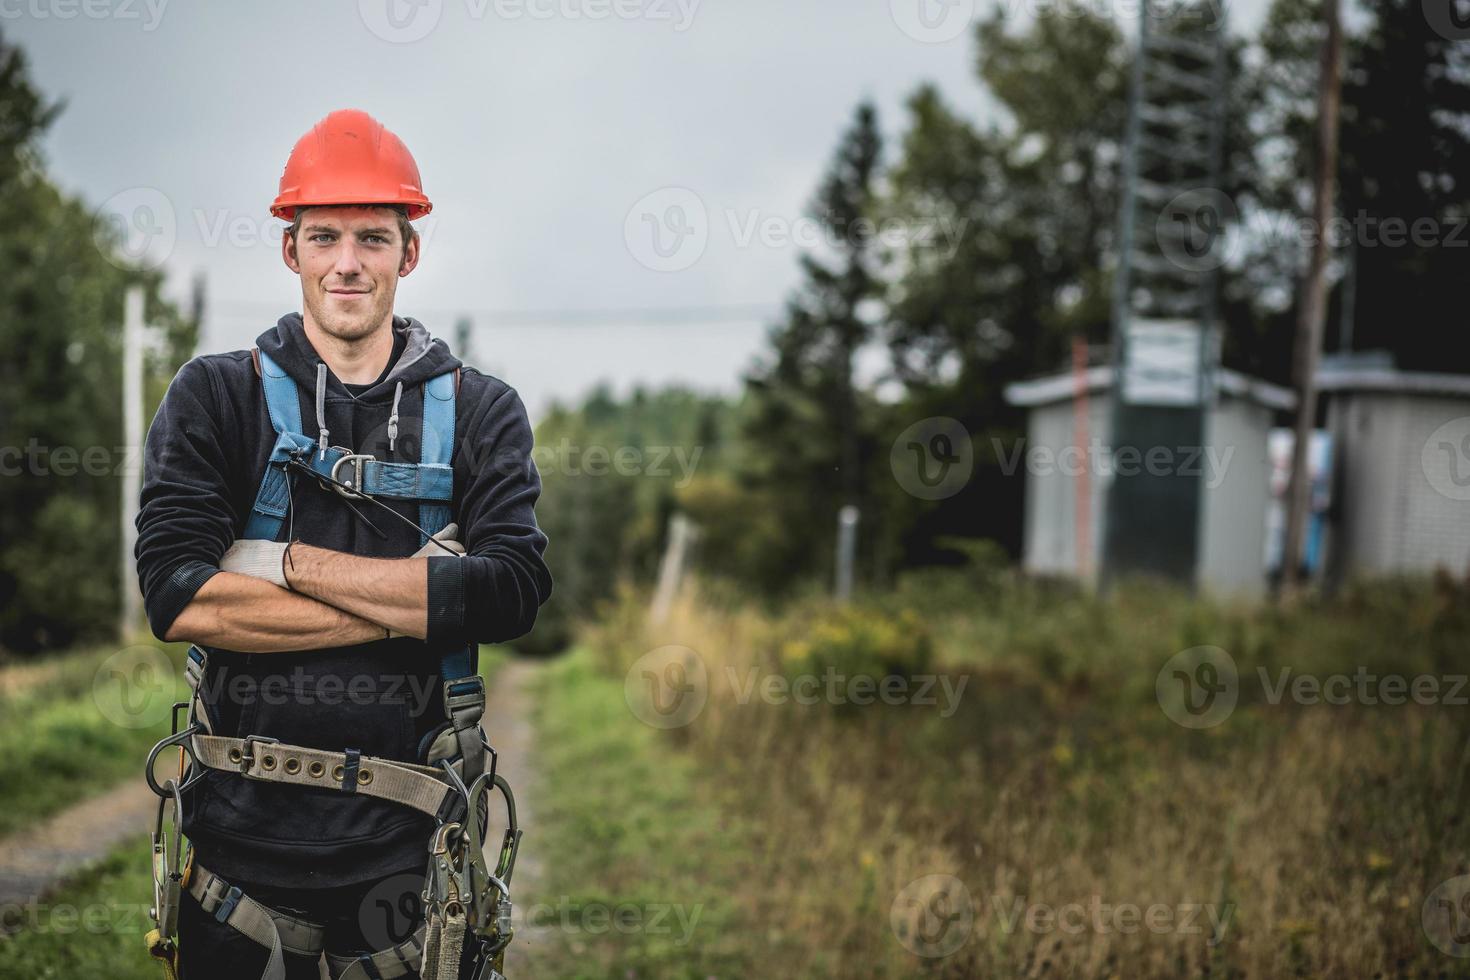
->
[146, 652, 521, 980]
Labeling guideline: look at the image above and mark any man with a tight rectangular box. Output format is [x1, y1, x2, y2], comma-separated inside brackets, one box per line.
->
[135, 108, 553, 979]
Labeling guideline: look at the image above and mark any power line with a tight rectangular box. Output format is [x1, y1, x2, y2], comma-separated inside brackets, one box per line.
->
[209, 299, 784, 327]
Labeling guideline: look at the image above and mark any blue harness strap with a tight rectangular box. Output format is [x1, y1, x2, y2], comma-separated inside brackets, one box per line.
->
[241, 347, 476, 681]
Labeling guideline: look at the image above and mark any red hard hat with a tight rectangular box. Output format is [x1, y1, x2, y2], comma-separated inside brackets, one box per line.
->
[270, 109, 432, 221]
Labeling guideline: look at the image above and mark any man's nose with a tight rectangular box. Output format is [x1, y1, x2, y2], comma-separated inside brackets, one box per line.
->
[332, 240, 365, 276]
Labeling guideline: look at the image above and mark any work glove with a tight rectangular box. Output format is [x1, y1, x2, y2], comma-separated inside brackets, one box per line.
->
[411, 523, 466, 558]
[219, 539, 290, 589]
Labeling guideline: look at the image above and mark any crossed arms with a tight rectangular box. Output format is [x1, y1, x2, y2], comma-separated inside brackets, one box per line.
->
[164, 544, 432, 653]
[136, 356, 553, 657]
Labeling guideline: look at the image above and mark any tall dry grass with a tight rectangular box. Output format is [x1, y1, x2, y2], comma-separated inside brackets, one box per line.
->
[581, 572, 1470, 978]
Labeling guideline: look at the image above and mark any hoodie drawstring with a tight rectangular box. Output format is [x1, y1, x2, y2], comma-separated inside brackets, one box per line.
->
[315, 362, 329, 460]
[388, 380, 404, 454]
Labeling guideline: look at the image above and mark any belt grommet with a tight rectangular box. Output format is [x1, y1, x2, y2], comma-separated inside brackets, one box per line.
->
[357, 769, 373, 785]
[332, 764, 345, 783]
[227, 748, 243, 765]
[262, 755, 277, 771]
[284, 758, 301, 775]
[308, 761, 325, 778]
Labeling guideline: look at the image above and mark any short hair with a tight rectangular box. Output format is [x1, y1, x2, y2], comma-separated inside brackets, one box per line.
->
[287, 203, 417, 259]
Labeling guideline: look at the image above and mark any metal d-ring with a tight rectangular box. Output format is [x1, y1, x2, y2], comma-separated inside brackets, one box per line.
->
[146, 724, 205, 798]
[329, 452, 376, 499]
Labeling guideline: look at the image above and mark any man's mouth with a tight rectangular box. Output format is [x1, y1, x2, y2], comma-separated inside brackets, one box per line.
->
[327, 288, 370, 300]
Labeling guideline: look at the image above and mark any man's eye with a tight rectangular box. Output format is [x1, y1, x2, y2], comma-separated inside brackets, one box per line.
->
[310, 234, 334, 243]
[364, 235, 388, 244]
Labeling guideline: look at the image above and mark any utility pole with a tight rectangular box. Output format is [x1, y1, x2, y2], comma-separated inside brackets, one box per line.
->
[120, 285, 145, 641]
[1282, 0, 1343, 592]
[455, 316, 472, 364]
[834, 505, 859, 602]
[1072, 336, 1093, 584]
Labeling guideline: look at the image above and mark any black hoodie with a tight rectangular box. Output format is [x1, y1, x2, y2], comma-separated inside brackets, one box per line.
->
[134, 312, 553, 887]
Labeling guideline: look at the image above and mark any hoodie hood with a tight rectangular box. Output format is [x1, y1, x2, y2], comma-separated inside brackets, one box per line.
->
[257, 312, 461, 399]
[257, 312, 462, 457]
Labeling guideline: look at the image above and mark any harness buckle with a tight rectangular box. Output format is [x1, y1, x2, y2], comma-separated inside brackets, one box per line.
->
[214, 885, 244, 924]
[239, 734, 279, 774]
[329, 452, 376, 499]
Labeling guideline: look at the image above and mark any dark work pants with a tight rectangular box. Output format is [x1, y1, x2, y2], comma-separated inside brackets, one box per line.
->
[177, 865, 445, 980]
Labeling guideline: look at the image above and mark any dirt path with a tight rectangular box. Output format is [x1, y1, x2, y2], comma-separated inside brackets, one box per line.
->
[0, 779, 157, 911]
[0, 658, 549, 976]
[481, 656, 550, 975]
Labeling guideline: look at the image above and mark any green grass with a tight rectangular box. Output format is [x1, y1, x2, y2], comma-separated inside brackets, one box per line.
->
[0, 837, 159, 980]
[518, 650, 756, 979]
[0, 641, 186, 837]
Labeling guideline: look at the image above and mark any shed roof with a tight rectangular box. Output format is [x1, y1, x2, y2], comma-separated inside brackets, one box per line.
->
[1004, 366, 1296, 411]
[1315, 366, 1470, 398]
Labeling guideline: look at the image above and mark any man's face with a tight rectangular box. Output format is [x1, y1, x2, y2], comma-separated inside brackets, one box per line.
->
[282, 206, 419, 341]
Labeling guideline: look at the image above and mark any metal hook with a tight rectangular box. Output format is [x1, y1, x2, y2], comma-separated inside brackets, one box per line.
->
[145, 724, 204, 798]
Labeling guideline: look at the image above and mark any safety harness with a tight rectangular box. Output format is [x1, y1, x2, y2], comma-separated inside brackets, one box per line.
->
[144, 349, 521, 980]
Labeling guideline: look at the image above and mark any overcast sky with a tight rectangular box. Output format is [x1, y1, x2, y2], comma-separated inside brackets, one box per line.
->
[9, 0, 1267, 421]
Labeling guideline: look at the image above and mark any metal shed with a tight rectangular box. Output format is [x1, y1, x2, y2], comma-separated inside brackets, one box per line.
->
[1004, 366, 1294, 598]
[1319, 360, 1470, 581]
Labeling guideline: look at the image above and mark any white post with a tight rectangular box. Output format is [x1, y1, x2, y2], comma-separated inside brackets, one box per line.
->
[120, 285, 145, 641]
[834, 504, 859, 602]
[650, 512, 697, 624]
